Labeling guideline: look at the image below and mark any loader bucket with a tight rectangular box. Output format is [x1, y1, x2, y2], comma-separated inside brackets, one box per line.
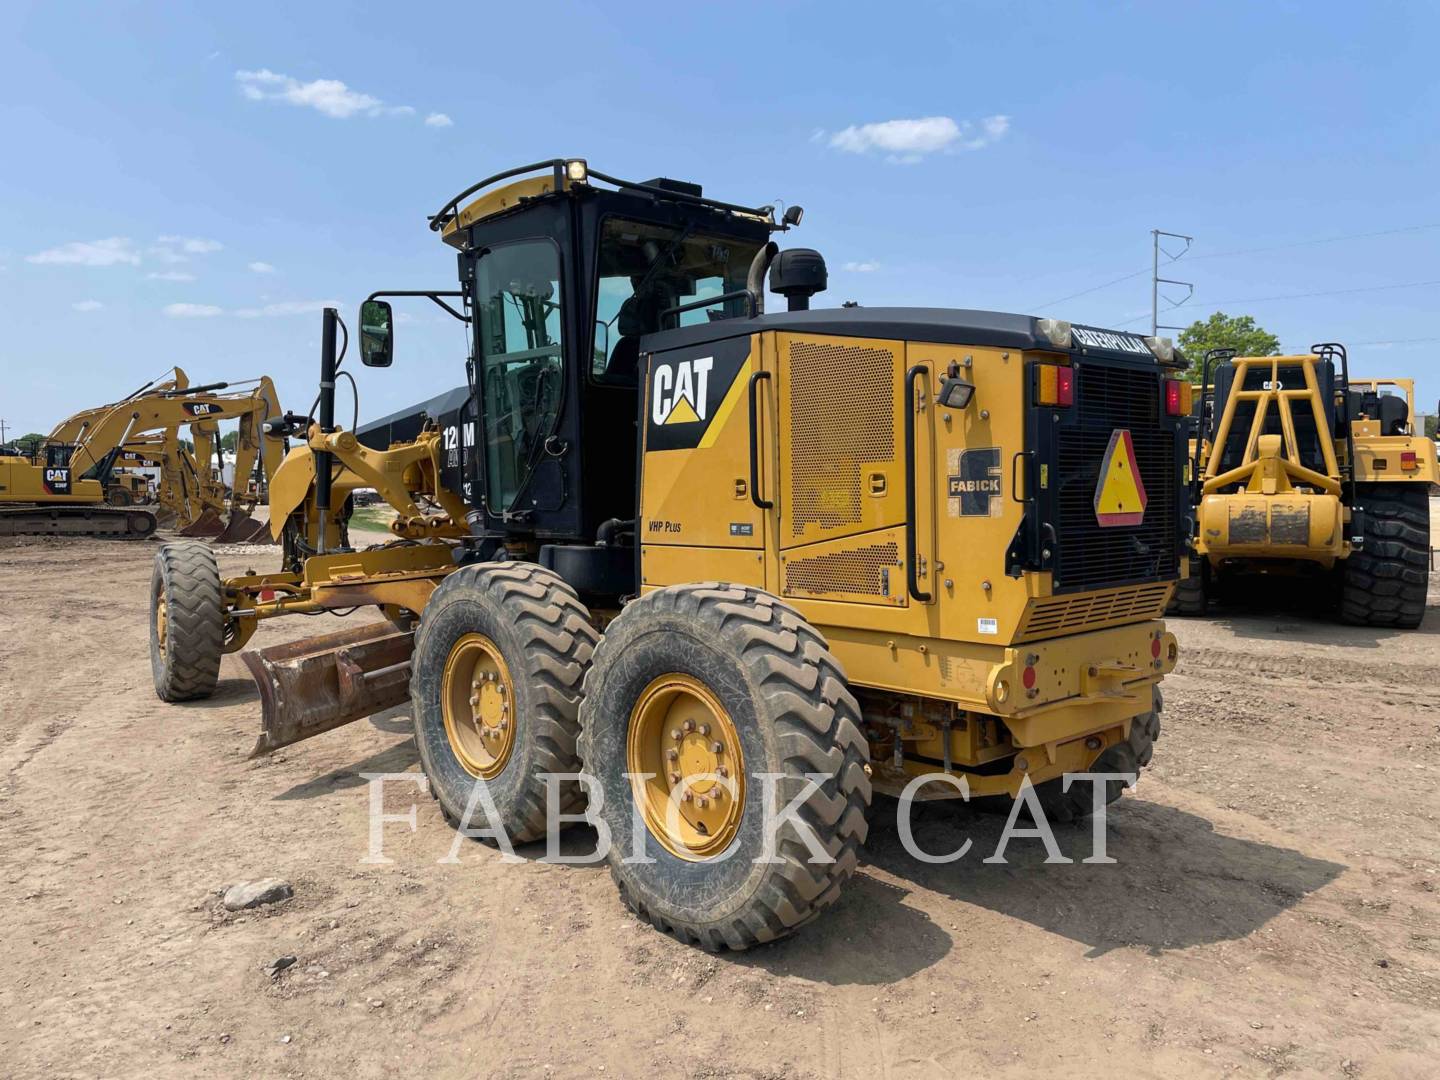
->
[243, 621, 415, 758]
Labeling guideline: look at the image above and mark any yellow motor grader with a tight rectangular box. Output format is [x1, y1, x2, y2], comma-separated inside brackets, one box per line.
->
[1173, 347, 1436, 626]
[149, 160, 1189, 949]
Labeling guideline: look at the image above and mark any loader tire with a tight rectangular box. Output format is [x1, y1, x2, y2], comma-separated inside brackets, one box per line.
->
[106, 487, 133, 507]
[578, 583, 871, 951]
[150, 541, 224, 702]
[1167, 558, 1207, 616]
[1340, 485, 1430, 629]
[410, 563, 598, 845]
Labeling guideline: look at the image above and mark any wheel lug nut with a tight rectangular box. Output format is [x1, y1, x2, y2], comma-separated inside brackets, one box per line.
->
[669, 772, 681, 784]
[711, 742, 723, 754]
[681, 791, 693, 803]
[670, 728, 681, 741]
[696, 797, 708, 810]
[498, 720, 508, 733]
[716, 766, 728, 778]
[698, 723, 710, 736]
[683, 719, 695, 733]
[665, 748, 678, 761]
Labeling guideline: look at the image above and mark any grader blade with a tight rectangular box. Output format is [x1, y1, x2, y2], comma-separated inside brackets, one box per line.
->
[244, 622, 415, 758]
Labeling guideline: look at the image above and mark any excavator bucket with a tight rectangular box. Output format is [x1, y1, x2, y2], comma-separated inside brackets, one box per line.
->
[244, 622, 415, 758]
[178, 507, 226, 538]
[217, 510, 275, 544]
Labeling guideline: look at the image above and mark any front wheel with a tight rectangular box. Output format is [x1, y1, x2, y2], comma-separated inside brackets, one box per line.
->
[579, 583, 871, 951]
[409, 563, 598, 844]
[150, 541, 224, 701]
[1340, 485, 1430, 628]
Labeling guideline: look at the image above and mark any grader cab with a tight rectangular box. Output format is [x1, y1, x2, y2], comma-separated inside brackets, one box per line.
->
[1174, 347, 1436, 625]
[150, 160, 1189, 949]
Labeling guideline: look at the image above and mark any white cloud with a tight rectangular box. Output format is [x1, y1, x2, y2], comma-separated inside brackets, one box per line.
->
[424, 112, 453, 128]
[72, 299, 104, 312]
[27, 237, 140, 267]
[156, 235, 223, 255]
[147, 270, 195, 282]
[233, 299, 340, 318]
[247, 261, 276, 273]
[164, 302, 224, 318]
[828, 114, 1011, 163]
[842, 260, 880, 273]
[235, 68, 412, 119]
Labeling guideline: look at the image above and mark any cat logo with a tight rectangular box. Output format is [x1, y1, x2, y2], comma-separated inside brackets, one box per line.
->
[182, 401, 225, 417]
[651, 356, 713, 425]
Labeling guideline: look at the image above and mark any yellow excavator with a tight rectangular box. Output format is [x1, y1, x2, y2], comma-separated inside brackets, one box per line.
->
[1, 374, 287, 540]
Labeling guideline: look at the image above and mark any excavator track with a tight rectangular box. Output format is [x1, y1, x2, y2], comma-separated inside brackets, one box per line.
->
[0, 506, 157, 539]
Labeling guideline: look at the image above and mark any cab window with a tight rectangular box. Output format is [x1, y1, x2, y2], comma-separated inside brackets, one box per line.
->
[591, 218, 760, 384]
[474, 239, 565, 513]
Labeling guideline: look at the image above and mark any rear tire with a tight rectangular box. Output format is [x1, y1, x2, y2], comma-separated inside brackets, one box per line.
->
[578, 583, 871, 950]
[107, 487, 133, 507]
[409, 563, 598, 845]
[1030, 687, 1162, 823]
[1340, 485, 1430, 629]
[1167, 557, 1207, 615]
[150, 541, 224, 701]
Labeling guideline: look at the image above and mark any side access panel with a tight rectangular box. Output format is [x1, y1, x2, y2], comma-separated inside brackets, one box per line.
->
[639, 333, 769, 590]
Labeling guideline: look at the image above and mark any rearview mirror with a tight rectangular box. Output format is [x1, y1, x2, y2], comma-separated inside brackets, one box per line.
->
[359, 299, 393, 367]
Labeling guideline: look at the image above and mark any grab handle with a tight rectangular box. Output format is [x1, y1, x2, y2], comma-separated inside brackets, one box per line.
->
[747, 370, 773, 510]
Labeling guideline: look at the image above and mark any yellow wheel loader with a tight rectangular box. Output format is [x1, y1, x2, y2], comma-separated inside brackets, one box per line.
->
[1175, 347, 1437, 626]
[149, 160, 1190, 949]
[1, 373, 287, 541]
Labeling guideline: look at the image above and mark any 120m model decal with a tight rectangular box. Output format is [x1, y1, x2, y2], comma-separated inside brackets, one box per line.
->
[947, 447, 1002, 517]
[645, 336, 752, 453]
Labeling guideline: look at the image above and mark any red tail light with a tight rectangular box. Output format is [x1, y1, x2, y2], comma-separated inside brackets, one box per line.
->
[1401, 451, 1418, 471]
[1164, 379, 1184, 416]
[1056, 367, 1074, 407]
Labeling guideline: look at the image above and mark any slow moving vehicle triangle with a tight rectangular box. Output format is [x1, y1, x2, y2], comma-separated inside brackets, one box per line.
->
[1094, 428, 1147, 527]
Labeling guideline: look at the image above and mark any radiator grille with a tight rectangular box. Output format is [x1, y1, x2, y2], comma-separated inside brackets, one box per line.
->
[787, 340, 895, 536]
[1053, 364, 1179, 592]
[784, 541, 900, 600]
[1017, 582, 1171, 639]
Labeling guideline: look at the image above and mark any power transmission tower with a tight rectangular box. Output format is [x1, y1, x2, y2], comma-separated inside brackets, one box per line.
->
[1151, 229, 1194, 336]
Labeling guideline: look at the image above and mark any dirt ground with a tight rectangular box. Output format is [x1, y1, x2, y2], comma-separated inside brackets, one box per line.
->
[3, 507, 1439, 1079]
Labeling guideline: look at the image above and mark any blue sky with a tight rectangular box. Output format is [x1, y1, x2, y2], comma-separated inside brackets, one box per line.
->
[4, 1, 1439, 437]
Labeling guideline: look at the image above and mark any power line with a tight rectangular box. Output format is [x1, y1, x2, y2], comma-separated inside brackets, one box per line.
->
[1186, 221, 1440, 263]
[1029, 220, 1440, 314]
[1113, 276, 1440, 327]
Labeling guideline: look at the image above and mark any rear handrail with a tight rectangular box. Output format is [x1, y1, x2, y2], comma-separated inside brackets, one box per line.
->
[903, 364, 932, 603]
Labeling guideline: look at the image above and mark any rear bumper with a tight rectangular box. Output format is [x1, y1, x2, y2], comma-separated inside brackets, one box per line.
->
[986, 618, 1174, 747]
[1198, 491, 1347, 563]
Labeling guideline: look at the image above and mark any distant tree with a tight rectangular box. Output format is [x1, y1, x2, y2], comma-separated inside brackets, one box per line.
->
[1425, 413, 1437, 439]
[19, 432, 47, 447]
[1177, 312, 1281, 382]
[220, 431, 239, 452]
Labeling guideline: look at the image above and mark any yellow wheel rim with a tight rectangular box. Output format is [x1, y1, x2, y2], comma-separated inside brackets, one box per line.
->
[155, 592, 168, 651]
[626, 673, 745, 861]
[441, 633, 516, 780]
